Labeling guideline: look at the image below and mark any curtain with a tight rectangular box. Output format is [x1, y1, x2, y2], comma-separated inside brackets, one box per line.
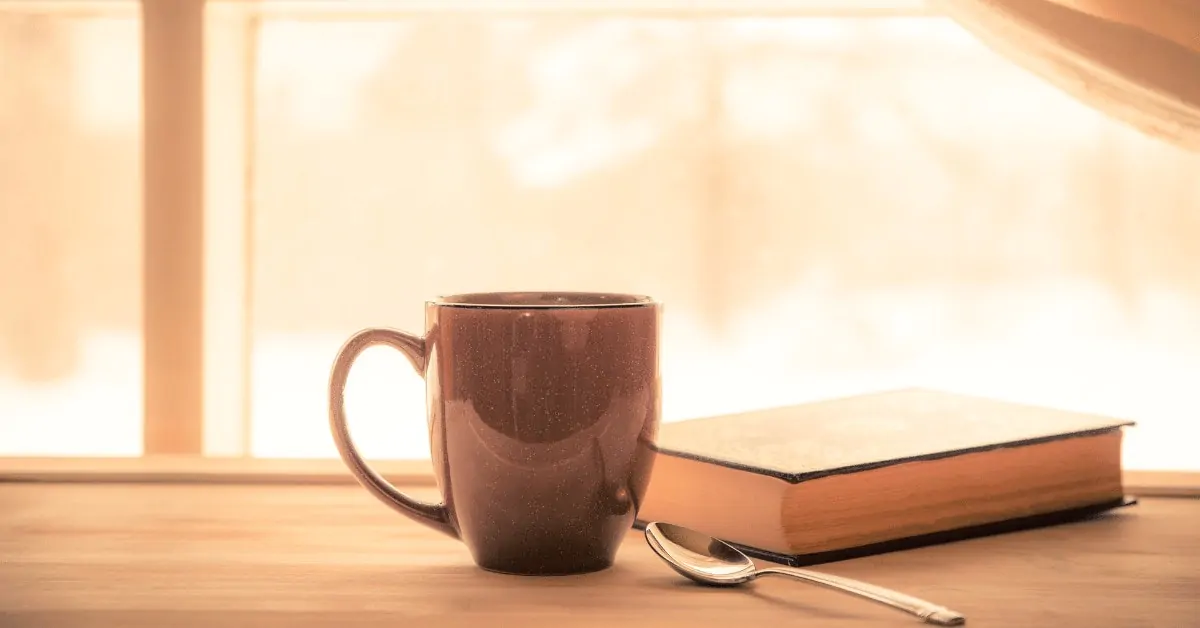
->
[930, 0, 1200, 151]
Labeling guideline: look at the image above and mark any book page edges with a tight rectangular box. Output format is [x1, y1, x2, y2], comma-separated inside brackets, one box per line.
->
[780, 429, 1126, 554]
[636, 451, 791, 554]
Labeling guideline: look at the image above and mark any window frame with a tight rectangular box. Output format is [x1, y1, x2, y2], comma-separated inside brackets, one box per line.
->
[0, 0, 1195, 495]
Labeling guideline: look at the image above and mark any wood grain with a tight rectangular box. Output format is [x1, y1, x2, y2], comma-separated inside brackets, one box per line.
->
[0, 484, 1196, 627]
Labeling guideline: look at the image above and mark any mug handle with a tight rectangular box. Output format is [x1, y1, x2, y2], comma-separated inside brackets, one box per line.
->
[328, 327, 457, 538]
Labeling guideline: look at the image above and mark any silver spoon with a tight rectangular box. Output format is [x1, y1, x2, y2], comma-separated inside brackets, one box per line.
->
[645, 522, 965, 626]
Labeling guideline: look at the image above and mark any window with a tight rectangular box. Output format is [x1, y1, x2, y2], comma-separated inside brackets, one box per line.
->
[1, 1, 1197, 477]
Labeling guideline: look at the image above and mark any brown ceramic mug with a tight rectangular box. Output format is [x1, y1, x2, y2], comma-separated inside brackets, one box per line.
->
[328, 291, 661, 575]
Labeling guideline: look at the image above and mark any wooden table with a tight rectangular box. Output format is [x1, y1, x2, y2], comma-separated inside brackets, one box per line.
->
[1, 483, 1196, 627]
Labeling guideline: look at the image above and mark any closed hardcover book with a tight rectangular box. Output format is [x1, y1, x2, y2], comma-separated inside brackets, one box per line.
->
[635, 388, 1135, 566]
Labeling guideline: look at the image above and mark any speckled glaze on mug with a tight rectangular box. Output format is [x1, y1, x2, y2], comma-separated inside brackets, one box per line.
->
[329, 292, 661, 575]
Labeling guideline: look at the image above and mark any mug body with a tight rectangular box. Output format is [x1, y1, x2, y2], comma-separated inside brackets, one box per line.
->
[425, 292, 660, 575]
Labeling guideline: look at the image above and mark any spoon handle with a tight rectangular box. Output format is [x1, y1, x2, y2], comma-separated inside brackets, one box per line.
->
[756, 567, 965, 626]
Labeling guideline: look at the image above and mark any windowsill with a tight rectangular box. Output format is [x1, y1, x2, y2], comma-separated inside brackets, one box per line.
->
[0, 456, 436, 486]
[0, 456, 1195, 496]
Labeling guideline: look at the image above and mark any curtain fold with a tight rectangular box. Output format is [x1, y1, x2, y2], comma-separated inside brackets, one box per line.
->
[930, 0, 1200, 152]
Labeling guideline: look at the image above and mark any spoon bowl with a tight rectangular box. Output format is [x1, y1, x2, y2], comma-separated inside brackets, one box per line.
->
[644, 522, 965, 626]
[645, 522, 756, 585]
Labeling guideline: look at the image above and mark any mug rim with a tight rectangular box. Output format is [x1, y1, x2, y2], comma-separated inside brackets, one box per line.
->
[431, 291, 657, 309]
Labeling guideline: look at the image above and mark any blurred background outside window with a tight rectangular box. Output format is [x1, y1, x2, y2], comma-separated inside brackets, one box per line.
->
[1, 1, 1197, 471]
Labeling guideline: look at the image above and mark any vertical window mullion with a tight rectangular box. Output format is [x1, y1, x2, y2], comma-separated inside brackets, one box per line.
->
[203, 1, 257, 457]
[142, 0, 205, 455]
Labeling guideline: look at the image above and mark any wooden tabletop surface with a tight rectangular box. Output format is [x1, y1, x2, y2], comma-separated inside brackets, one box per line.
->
[0, 483, 1196, 627]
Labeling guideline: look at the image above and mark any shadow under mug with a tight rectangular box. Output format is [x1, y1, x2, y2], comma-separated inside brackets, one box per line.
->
[328, 291, 662, 575]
